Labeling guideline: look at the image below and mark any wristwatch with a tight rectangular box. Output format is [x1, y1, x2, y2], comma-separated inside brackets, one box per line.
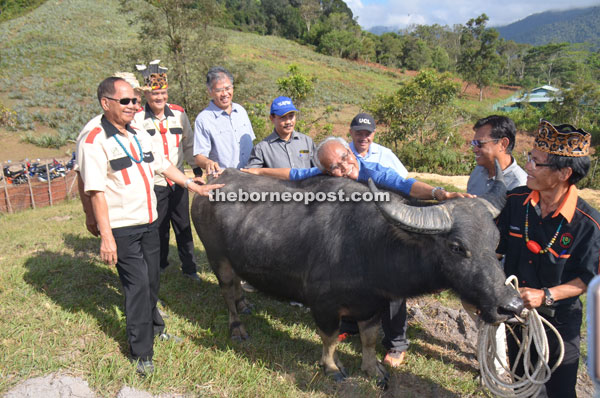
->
[184, 178, 194, 189]
[431, 186, 445, 201]
[542, 287, 554, 306]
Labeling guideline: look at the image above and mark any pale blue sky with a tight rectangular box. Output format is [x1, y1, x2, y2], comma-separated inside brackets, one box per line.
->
[344, 0, 600, 29]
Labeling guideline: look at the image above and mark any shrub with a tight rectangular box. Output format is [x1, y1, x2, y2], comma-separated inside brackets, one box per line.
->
[0, 101, 17, 129]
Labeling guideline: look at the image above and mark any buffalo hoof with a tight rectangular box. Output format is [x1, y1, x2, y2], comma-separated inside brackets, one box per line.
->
[236, 299, 254, 315]
[376, 372, 390, 390]
[321, 364, 348, 382]
[229, 321, 249, 341]
[332, 371, 347, 383]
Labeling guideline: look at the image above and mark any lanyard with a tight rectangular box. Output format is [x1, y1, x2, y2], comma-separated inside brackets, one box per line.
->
[113, 134, 143, 164]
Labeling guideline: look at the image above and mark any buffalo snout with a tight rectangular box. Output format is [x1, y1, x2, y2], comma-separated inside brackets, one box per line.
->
[497, 290, 524, 321]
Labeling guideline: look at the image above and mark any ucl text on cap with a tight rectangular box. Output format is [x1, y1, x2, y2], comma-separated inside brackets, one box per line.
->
[350, 113, 375, 132]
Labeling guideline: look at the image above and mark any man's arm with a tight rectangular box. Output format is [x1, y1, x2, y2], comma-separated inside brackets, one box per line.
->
[181, 111, 196, 167]
[194, 154, 221, 175]
[161, 164, 224, 195]
[77, 172, 99, 236]
[240, 167, 291, 180]
[519, 278, 587, 309]
[409, 181, 474, 201]
[193, 114, 221, 175]
[245, 145, 265, 168]
[89, 191, 117, 266]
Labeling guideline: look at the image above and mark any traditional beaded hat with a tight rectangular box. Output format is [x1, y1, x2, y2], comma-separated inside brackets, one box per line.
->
[136, 60, 168, 90]
[534, 119, 590, 157]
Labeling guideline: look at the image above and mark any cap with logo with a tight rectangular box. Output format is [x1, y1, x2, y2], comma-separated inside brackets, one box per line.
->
[534, 119, 590, 157]
[136, 60, 168, 91]
[270, 96, 298, 116]
[350, 113, 375, 133]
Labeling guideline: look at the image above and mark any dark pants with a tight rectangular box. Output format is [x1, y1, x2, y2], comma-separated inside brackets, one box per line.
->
[506, 302, 582, 398]
[382, 298, 409, 351]
[114, 226, 165, 361]
[340, 298, 409, 352]
[154, 184, 196, 274]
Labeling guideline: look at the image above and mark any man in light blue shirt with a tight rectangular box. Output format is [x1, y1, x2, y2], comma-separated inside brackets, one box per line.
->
[345, 112, 409, 367]
[193, 67, 255, 174]
[348, 112, 408, 179]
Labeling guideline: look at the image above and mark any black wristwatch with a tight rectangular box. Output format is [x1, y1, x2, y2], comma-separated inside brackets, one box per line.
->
[542, 287, 554, 306]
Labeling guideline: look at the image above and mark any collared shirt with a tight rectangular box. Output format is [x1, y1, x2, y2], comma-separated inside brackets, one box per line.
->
[497, 185, 600, 310]
[134, 103, 194, 187]
[76, 115, 171, 230]
[246, 130, 315, 169]
[289, 157, 417, 196]
[193, 101, 255, 168]
[349, 141, 408, 178]
[467, 157, 527, 195]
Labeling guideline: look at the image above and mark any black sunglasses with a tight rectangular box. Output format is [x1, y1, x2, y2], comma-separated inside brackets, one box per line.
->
[105, 96, 138, 105]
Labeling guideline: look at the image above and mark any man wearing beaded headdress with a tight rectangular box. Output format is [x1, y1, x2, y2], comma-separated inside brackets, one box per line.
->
[496, 119, 600, 397]
[134, 60, 201, 282]
[76, 76, 223, 376]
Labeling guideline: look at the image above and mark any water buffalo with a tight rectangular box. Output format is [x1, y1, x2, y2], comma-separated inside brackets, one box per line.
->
[191, 167, 523, 384]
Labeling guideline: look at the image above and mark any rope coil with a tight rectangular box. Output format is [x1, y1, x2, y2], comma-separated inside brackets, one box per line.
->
[477, 275, 564, 397]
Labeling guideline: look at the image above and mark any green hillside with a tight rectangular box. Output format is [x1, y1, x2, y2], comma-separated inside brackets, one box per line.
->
[496, 7, 600, 48]
[0, 0, 407, 148]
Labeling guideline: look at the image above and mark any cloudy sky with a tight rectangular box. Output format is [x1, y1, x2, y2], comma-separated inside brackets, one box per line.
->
[345, 0, 600, 29]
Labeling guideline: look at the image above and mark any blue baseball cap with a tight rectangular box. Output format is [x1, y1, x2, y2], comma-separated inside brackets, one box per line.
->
[270, 96, 298, 116]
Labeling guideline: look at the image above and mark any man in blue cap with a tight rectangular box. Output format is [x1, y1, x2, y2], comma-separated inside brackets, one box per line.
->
[246, 96, 315, 169]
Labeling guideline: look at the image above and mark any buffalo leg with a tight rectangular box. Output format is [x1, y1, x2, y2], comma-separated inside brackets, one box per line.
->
[317, 329, 347, 382]
[358, 315, 389, 387]
[210, 255, 249, 341]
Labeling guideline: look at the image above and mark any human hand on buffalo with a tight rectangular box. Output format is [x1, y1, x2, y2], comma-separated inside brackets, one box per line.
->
[187, 178, 225, 197]
[440, 191, 476, 200]
[240, 168, 262, 175]
[205, 160, 222, 177]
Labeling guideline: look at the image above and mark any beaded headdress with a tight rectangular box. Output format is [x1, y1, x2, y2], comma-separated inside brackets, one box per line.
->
[136, 60, 168, 90]
[534, 119, 590, 157]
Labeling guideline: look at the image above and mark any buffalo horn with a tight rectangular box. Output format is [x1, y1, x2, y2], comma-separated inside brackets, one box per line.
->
[479, 159, 507, 218]
[368, 179, 452, 234]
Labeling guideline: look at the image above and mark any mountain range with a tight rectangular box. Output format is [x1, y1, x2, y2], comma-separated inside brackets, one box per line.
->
[495, 6, 600, 47]
[368, 6, 600, 48]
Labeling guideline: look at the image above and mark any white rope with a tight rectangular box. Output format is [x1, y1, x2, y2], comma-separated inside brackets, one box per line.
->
[477, 275, 565, 398]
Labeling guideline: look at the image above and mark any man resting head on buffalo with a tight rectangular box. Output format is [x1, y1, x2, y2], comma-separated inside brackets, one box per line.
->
[242, 136, 474, 201]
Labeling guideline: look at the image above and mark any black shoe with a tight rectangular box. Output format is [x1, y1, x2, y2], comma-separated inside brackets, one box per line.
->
[183, 272, 201, 282]
[134, 359, 154, 376]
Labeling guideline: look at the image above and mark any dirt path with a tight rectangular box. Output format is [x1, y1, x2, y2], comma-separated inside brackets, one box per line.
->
[411, 172, 600, 208]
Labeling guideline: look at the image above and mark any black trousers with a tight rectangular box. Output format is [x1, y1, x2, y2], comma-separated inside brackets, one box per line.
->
[382, 298, 410, 351]
[506, 302, 582, 398]
[340, 298, 409, 352]
[114, 226, 165, 361]
[154, 184, 196, 274]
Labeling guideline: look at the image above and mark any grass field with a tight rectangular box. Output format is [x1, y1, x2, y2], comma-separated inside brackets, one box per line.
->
[0, 191, 511, 397]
